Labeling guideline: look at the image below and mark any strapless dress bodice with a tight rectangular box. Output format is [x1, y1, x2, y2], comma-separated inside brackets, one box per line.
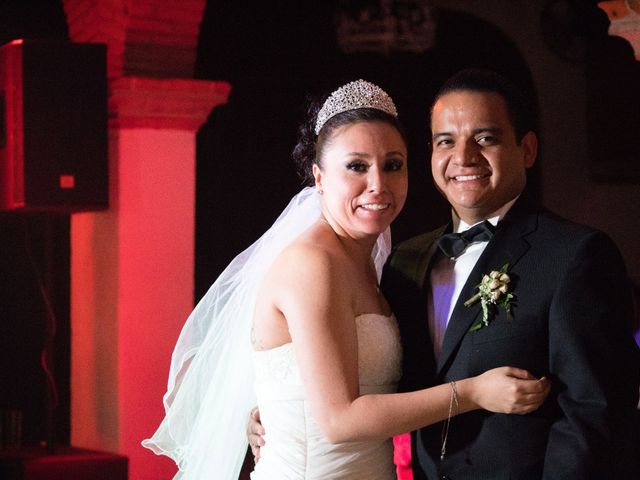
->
[250, 313, 402, 480]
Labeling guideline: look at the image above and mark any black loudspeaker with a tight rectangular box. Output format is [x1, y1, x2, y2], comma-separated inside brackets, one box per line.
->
[0, 40, 108, 212]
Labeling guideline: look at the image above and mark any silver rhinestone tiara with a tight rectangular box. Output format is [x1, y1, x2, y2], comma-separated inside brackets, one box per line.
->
[314, 79, 398, 135]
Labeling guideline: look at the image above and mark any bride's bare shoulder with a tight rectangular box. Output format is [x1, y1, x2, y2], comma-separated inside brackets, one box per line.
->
[261, 222, 353, 318]
[273, 222, 346, 278]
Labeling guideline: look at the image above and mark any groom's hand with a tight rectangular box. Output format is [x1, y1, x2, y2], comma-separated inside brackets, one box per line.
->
[247, 407, 265, 464]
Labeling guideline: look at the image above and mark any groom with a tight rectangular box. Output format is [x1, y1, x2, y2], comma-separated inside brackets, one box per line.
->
[381, 68, 639, 479]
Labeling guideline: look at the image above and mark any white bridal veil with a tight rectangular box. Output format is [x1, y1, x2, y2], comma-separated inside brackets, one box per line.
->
[142, 186, 391, 479]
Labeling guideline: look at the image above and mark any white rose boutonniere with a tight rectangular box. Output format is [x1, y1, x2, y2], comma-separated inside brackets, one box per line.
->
[464, 263, 514, 331]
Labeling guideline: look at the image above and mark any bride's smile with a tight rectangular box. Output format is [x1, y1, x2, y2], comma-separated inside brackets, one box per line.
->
[312, 120, 408, 241]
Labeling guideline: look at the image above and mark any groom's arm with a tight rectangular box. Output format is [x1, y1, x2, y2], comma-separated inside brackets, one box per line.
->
[544, 230, 639, 479]
[247, 407, 265, 464]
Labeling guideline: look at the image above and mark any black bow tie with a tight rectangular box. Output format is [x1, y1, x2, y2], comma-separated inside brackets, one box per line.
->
[437, 220, 496, 259]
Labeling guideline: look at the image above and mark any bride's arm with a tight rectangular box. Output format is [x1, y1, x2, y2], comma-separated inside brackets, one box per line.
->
[269, 245, 549, 444]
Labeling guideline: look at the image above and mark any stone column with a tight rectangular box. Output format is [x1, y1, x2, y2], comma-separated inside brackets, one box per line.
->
[62, 2, 230, 479]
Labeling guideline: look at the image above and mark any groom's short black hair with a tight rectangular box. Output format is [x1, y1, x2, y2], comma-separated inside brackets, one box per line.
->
[431, 68, 534, 143]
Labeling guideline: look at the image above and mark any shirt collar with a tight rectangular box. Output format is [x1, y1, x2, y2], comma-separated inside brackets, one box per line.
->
[452, 195, 520, 234]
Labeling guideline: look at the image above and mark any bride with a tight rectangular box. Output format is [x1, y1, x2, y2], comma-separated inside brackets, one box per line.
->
[143, 80, 549, 479]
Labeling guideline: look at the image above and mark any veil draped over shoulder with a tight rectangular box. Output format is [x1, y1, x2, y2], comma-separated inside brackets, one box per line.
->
[142, 186, 391, 479]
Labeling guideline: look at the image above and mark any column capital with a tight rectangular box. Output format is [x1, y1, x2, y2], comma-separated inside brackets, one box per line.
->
[109, 77, 231, 131]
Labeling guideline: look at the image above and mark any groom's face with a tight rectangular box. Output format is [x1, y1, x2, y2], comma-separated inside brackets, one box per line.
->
[430, 90, 537, 224]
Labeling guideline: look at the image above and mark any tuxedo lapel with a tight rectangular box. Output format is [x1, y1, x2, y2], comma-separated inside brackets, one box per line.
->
[407, 225, 446, 374]
[436, 199, 539, 375]
[383, 224, 449, 392]
[413, 225, 448, 291]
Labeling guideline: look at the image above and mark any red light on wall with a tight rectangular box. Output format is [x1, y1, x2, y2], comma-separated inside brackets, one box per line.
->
[59, 174, 75, 189]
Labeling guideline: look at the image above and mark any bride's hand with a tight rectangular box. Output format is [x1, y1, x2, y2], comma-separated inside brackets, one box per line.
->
[467, 366, 551, 414]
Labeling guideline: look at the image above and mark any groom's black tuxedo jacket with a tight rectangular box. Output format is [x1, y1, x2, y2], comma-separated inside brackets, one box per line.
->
[381, 194, 639, 480]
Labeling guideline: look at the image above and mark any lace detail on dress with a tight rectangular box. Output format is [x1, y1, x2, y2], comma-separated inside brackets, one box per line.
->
[253, 343, 301, 384]
[356, 313, 402, 387]
[253, 313, 402, 390]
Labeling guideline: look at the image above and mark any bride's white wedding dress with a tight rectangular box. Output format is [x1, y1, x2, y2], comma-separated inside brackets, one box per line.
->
[250, 313, 403, 480]
[142, 189, 398, 480]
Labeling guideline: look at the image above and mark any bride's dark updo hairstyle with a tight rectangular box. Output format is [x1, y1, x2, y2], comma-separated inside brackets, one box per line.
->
[292, 94, 407, 186]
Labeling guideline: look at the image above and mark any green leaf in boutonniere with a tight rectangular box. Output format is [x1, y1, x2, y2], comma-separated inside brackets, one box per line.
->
[464, 263, 514, 331]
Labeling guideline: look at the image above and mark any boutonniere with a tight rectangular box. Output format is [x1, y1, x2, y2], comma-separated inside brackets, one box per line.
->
[464, 263, 514, 331]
